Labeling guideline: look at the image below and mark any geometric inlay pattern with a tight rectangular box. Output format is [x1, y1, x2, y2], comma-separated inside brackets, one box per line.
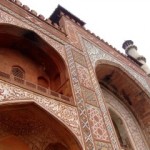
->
[66, 45, 95, 150]
[76, 63, 93, 89]
[95, 141, 112, 150]
[82, 86, 98, 106]
[72, 49, 87, 67]
[81, 37, 120, 150]
[0, 80, 82, 145]
[83, 39, 150, 94]
[102, 88, 149, 150]
[86, 104, 109, 142]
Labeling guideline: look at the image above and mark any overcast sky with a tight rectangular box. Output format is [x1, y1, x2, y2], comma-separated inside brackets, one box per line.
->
[20, 0, 150, 67]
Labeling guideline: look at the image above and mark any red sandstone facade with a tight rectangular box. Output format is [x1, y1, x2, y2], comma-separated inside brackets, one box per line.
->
[0, 0, 150, 150]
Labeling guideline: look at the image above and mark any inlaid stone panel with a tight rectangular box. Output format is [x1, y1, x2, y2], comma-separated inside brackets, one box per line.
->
[76, 63, 93, 89]
[95, 141, 112, 150]
[72, 50, 87, 67]
[86, 104, 109, 141]
[81, 38, 120, 150]
[81, 86, 98, 106]
[66, 46, 94, 149]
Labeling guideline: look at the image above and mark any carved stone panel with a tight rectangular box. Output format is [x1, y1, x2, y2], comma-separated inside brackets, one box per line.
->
[95, 141, 112, 150]
[76, 63, 93, 89]
[86, 104, 109, 141]
[0, 80, 82, 147]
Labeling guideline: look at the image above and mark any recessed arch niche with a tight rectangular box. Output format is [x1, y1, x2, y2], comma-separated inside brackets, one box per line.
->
[0, 23, 72, 97]
[108, 108, 133, 149]
[95, 61, 150, 148]
[0, 102, 82, 150]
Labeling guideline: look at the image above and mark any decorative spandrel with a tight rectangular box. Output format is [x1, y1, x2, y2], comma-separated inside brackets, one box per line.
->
[83, 39, 150, 94]
[0, 80, 82, 147]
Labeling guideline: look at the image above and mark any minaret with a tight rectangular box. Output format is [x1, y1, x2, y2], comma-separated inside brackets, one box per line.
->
[122, 40, 150, 76]
[122, 40, 139, 58]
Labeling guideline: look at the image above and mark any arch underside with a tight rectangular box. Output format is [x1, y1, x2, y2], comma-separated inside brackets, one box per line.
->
[0, 102, 82, 150]
[0, 23, 73, 98]
[0, 78, 83, 150]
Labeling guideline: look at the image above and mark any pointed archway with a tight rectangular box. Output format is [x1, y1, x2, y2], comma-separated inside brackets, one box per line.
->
[0, 102, 82, 150]
[95, 62, 150, 149]
[0, 23, 72, 98]
[108, 108, 133, 149]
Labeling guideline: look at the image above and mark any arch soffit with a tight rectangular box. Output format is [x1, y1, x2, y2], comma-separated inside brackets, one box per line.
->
[0, 23, 67, 71]
[0, 100, 83, 149]
[95, 59, 150, 98]
[0, 80, 82, 148]
[82, 39, 150, 95]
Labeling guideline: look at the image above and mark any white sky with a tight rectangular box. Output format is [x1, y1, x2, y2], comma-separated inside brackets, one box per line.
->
[20, 0, 150, 66]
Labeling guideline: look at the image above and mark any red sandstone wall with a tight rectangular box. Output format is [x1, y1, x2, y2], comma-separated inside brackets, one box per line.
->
[0, 48, 49, 84]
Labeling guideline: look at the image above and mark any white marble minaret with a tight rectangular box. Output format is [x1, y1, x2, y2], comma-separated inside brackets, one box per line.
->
[122, 40, 150, 76]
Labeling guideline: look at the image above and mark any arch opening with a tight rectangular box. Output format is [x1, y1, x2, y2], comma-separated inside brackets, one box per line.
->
[95, 62, 150, 147]
[0, 24, 72, 98]
[0, 102, 82, 150]
[109, 109, 133, 149]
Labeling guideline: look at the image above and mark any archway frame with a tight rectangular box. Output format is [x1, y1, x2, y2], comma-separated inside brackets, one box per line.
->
[82, 38, 150, 149]
[83, 38, 150, 96]
[0, 9, 83, 147]
[0, 23, 67, 74]
[79, 33, 150, 150]
[95, 59, 150, 99]
[95, 60, 150, 147]
[0, 80, 83, 149]
[0, 6, 72, 93]
[0, 22, 75, 98]
[0, 100, 83, 150]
